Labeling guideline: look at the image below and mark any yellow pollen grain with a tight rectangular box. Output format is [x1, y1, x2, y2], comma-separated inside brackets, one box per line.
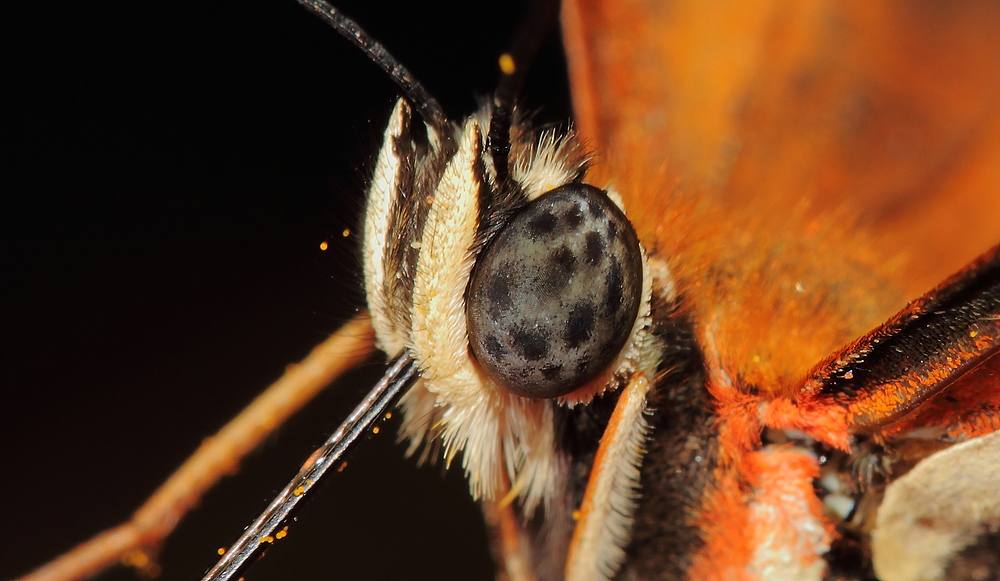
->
[385, 411, 392, 419]
[260, 535, 274, 544]
[276, 526, 289, 540]
[372, 426, 380, 434]
[499, 53, 516, 75]
[319, 241, 329, 251]
[572, 510, 582, 521]
[337, 461, 348, 472]
[293, 484, 306, 496]
[217, 547, 226, 555]
[342, 228, 351, 237]
[970, 330, 978, 338]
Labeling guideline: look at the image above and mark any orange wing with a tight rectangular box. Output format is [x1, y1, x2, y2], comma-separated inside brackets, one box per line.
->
[562, 1, 1000, 579]
[563, 0, 1000, 294]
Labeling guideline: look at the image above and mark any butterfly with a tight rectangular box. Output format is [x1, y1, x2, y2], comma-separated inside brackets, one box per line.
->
[9, 1, 1000, 580]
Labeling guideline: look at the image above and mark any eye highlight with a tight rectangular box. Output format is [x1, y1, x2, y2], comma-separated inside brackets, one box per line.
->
[466, 183, 644, 399]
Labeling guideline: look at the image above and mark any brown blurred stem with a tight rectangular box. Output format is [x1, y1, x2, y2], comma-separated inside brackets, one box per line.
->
[19, 314, 376, 581]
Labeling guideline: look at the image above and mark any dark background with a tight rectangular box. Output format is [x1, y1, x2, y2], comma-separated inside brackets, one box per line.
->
[3, 1, 569, 579]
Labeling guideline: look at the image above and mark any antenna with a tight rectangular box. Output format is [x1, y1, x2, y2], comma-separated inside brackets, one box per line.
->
[296, 0, 451, 133]
[200, 352, 419, 581]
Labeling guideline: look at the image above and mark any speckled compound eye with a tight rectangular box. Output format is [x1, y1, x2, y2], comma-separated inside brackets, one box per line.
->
[466, 183, 643, 399]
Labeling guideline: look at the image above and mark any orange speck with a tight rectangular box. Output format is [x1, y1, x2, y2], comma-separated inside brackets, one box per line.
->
[970, 330, 978, 338]
[123, 551, 149, 568]
[499, 53, 517, 75]
[293, 485, 306, 496]
[572, 510, 582, 521]
[342, 228, 351, 237]
[276, 526, 289, 540]
[337, 461, 348, 472]
[319, 241, 329, 251]
[217, 547, 226, 556]
[372, 426, 380, 434]
[385, 411, 392, 419]
[260, 535, 274, 544]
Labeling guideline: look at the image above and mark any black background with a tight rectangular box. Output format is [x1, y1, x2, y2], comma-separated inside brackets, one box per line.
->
[4, 1, 569, 579]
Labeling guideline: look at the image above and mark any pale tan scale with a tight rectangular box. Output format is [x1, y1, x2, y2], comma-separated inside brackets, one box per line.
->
[363, 99, 410, 356]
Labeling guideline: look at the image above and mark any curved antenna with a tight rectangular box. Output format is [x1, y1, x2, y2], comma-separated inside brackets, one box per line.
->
[297, 0, 450, 132]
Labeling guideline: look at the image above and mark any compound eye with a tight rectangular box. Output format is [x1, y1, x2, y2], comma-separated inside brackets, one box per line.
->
[466, 183, 643, 399]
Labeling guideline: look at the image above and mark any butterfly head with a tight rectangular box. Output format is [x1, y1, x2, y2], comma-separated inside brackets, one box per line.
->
[362, 97, 662, 511]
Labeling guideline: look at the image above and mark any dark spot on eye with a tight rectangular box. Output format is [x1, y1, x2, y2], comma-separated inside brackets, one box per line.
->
[605, 260, 624, 311]
[551, 245, 576, 270]
[486, 266, 514, 313]
[512, 328, 549, 361]
[584, 232, 604, 265]
[565, 302, 596, 348]
[606, 219, 619, 241]
[527, 211, 557, 238]
[588, 201, 603, 218]
[576, 358, 591, 376]
[545, 246, 577, 293]
[483, 335, 506, 359]
[541, 364, 563, 381]
[565, 205, 584, 229]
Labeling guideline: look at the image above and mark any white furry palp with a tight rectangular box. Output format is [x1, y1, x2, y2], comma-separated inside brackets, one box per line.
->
[363, 99, 409, 356]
